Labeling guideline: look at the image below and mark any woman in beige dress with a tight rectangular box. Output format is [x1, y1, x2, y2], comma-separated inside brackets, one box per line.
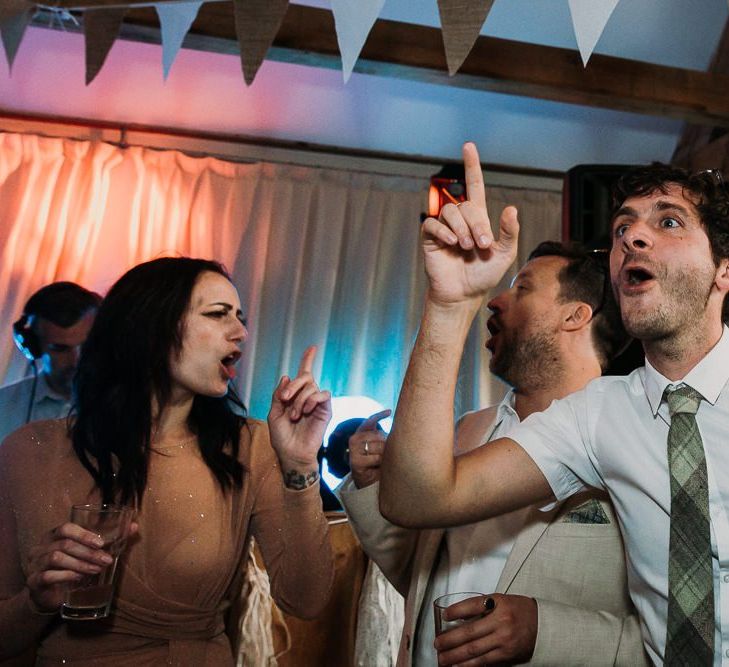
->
[0, 257, 334, 665]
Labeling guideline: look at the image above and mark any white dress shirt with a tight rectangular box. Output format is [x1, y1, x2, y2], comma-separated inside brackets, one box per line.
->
[413, 390, 530, 666]
[511, 325, 729, 666]
[0, 373, 71, 443]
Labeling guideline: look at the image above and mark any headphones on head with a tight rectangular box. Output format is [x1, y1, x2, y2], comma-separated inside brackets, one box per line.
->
[12, 282, 103, 364]
[13, 313, 41, 361]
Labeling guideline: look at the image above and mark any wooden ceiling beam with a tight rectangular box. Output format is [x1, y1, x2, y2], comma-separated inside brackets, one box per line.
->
[39, 2, 729, 127]
[47, 0, 221, 7]
[672, 17, 729, 165]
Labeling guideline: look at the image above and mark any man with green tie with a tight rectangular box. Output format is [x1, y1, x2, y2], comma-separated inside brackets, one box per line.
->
[380, 143, 729, 666]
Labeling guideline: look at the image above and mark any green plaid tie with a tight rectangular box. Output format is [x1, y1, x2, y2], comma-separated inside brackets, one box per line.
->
[664, 385, 714, 665]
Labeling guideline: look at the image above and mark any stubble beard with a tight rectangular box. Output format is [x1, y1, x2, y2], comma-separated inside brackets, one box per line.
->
[619, 264, 715, 358]
[491, 329, 562, 392]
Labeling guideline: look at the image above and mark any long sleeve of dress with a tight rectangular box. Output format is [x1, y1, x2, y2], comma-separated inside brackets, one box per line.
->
[246, 422, 334, 619]
[0, 430, 57, 660]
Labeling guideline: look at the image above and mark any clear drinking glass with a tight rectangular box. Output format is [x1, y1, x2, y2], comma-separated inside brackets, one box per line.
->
[433, 591, 486, 636]
[61, 503, 134, 620]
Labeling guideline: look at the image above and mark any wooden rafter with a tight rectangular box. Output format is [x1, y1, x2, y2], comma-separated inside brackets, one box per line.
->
[37, 2, 729, 127]
[672, 17, 729, 166]
[47, 0, 215, 7]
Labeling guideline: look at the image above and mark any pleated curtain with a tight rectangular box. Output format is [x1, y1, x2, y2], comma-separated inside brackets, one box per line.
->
[0, 130, 561, 422]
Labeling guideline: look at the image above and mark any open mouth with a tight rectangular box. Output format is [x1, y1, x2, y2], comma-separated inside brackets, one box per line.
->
[220, 350, 241, 379]
[626, 267, 654, 286]
[621, 262, 656, 292]
[485, 317, 501, 351]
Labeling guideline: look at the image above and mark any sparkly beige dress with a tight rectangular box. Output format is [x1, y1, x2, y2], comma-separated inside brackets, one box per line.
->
[0, 418, 333, 666]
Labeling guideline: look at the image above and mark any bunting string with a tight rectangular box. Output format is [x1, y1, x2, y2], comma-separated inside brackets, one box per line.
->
[1, 0, 623, 85]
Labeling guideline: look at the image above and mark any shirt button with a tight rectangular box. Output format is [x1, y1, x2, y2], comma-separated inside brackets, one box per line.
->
[724, 574, 729, 583]
[725, 648, 729, 658]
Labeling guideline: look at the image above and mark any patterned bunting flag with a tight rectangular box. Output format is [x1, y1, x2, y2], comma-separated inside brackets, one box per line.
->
[437, 0, 495, 75]
[233, 0, 289, 86]
[84, 7, 127, 85]
[0, 0, 33, 71]
[0, 0, 31, 24]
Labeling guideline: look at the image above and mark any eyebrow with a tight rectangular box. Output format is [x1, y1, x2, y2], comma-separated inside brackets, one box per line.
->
[511, 270, 532, 287]
[613, 199, 693, 222]
[613, 205, 637, 220]
[654, 200, 692, 216]
[207, 302, 244, 318]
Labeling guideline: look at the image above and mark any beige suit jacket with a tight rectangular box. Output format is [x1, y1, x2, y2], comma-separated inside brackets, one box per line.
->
[339, 405, 650, 666]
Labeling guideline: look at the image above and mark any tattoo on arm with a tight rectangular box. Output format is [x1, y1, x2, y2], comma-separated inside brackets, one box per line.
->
[284, 469, 319, 490]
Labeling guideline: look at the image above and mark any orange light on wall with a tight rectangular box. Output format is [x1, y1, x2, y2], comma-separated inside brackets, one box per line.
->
[427, 164, 467, 217]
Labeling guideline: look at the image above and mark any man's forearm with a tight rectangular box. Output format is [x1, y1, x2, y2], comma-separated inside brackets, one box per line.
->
[380, 294, 481, 525]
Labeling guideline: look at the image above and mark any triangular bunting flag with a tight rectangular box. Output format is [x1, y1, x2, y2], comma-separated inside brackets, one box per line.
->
[0, 2, 32, 72]
[437, 0, 495, 76]
[331, 0, 385, 83]
[0, 0, 30, 25]
[156, 1, 201, 80]
[84, 7, 127, 85]
[232, 0, 289, 86]
[568, 0, 620, 67]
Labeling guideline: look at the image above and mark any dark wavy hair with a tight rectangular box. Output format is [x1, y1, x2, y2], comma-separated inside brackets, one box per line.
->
[70, 257, 246, 506]
[529, 241, 630, 371]
[611, 163, 729, 323]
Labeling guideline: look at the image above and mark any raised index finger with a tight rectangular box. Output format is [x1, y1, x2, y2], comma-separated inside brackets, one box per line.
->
[296, 344, 317, 376]
[355, 409, 392, 432]
[463, 142, 486, 212]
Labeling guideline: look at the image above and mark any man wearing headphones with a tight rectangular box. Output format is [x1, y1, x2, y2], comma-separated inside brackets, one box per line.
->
[0, 282, 101, 442]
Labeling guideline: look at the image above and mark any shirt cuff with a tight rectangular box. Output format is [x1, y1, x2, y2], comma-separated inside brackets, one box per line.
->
[336, 474, 379, 505]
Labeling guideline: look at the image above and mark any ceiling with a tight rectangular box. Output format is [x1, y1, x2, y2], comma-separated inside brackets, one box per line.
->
[0, 0, 727, 173]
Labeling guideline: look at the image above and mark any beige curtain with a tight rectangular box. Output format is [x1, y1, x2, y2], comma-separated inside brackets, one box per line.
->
[0, 132, 256, 387]
[0, 130, 561, 421]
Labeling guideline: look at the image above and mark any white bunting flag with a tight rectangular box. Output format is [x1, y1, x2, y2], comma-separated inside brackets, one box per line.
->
[156, 2, 201, 79]
[568, 0, 620, 67]
[331, 0, 385, 83]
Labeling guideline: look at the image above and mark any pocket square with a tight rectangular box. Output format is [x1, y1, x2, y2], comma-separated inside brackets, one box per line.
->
[562, 498, 610, 524]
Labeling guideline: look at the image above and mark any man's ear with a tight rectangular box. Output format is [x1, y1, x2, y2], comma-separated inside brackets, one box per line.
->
[715, 257, 729, 292]
[562, 302, 593, 332]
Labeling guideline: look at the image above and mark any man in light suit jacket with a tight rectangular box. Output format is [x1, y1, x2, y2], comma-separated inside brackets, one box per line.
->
[338, 241, 649, 665]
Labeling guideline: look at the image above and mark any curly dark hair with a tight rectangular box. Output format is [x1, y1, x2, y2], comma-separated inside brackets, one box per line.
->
[71, 257, 246, 506]
[611, 164, 729, 323]
[528, 241, 630, 371]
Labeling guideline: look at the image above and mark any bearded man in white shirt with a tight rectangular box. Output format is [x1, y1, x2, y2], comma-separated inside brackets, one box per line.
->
[339, 240, 649, 665]
[380, 144, 729, 666]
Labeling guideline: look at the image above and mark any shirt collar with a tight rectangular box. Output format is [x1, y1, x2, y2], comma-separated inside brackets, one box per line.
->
[35, 373, 71, 404]
[644, 324, 729, 415]
[495, 388, 518, 423]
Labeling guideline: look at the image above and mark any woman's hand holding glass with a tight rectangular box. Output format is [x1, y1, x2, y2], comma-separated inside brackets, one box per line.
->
[26, 519, 138, 614]
[268, 345, 332, 489]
